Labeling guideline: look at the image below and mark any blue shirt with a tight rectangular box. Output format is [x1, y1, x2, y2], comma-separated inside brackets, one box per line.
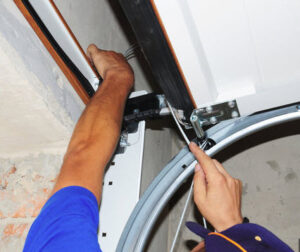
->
[23, 186, 102, 252]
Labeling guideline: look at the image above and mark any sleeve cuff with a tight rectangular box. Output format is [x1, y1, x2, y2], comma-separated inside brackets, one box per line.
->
[186, 222, 293, 252]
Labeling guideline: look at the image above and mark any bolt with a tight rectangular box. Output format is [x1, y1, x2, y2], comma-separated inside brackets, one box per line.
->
[190, 115, 198, 122]
[206, 106, 213, 113]
[210, 116, 217, 124]
[231, 111, 239, 118]
[120, 133, 129, 147]
[228, 101, 235, 108]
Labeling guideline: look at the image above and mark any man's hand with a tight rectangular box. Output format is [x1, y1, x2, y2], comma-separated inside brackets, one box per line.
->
[87, 44, 134, 89]
[189, 142, 243, 232]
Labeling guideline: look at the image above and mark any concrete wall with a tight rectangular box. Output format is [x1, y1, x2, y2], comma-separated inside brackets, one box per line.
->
[0, 0, 172, 251]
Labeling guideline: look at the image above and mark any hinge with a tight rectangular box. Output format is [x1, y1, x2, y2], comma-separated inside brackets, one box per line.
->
[190, 100, 240, 139]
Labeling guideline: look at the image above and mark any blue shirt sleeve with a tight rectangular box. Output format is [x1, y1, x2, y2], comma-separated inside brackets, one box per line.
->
[186, 221, 293, 252]
[23, 186, 102, 252]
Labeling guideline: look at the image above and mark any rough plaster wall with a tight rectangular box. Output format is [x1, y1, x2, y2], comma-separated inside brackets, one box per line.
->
[0, 154, 63, 251]
[0, 1, 84, 250]
[0, 1, 84, 125]
[0, 0, 85, 157]
[168, 123, 300, 251]
[0, 36, 70, 156]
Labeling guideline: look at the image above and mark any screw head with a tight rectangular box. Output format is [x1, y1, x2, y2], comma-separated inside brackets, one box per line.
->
[228, 101, 235, 108]
[210, 116, 217, 124]
[231, 111, 239, 118]
[191, 115, 198, 122]
[206, 106, 213, 113]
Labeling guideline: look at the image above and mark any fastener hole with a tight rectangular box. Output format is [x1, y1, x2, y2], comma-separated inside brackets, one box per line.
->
[182, 164, 187, 169]
[108, 181, 113, 185]
[111, 161, 115, 166]
[102, 233, 106, 237]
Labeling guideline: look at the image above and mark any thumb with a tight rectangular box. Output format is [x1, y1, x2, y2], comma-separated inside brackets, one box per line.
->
[193, 163, 206, 203]
[189, 142, 220, 183]
[191, 241, 205, 252]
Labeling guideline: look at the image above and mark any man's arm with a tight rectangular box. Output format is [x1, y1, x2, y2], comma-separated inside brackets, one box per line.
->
[52, 44, 133, 204]
[23, 45, 132, 252]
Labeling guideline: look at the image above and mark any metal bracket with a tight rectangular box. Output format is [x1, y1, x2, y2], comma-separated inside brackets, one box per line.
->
[190, 100, 240, 139]
[123, 93, 163, 133]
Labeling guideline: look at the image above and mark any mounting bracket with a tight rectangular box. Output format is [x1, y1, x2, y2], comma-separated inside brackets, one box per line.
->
[190, 100, 240, 139]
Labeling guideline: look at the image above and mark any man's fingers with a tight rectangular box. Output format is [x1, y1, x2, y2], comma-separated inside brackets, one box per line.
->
[87, 44, 98, 60]
[212, 159, 230, 179]
[237, 179, 242, 208]
[87, 44, 107, 76]
[189, 142, 220, 182]
[87, 44, 103, 57]
[193, 163, 207, 203]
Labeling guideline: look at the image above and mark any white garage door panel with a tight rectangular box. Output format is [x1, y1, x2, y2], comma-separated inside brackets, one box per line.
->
[153, 0, 300, 115]
[245, 1, 300, 90]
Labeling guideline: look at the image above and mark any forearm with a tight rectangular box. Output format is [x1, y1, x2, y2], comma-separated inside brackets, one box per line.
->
[53, 72, 132, 203]
[66, 73, 131, 161]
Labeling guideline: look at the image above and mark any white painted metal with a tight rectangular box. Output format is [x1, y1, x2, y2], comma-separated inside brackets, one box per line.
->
[98, 91, 146, 252]
[29, 0, 99, 90]
[153, 0, 300, 115]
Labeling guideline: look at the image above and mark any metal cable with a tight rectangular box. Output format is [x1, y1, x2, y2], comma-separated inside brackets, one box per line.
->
[166, 100, 190, 145]
[169, 181, 194, 252]
[169, 141, 208, 252]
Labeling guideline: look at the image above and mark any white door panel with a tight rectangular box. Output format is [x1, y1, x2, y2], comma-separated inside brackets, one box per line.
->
[153, 0, 300, 115]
